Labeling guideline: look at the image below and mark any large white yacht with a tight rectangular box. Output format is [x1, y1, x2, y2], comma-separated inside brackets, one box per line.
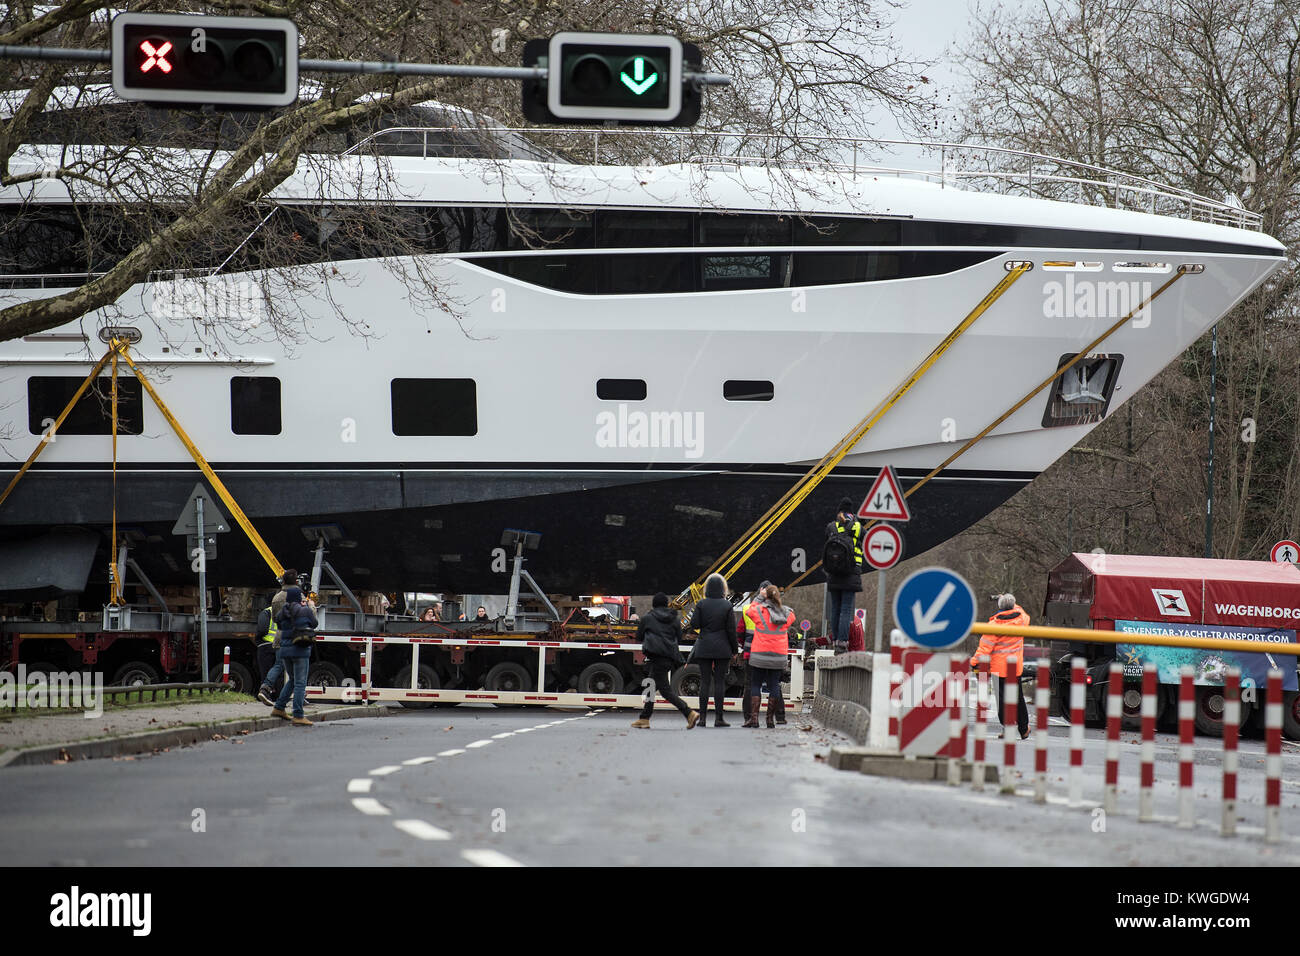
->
[0, 93, 1287, 599]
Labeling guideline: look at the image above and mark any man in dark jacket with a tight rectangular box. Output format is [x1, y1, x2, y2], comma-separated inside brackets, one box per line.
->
[823, 498, 863, 650]
[270, 586, 317, 726]
[256, 569, 300, 705]
[685, 573, 737, 727]
[631, 593, 699, 729]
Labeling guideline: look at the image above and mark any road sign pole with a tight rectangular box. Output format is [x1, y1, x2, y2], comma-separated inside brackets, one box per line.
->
[197, 496, 209, 681]
[874, 569, 886, 653]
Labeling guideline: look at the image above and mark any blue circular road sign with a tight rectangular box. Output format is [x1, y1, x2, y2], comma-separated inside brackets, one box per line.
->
[892, 566, 977, 650]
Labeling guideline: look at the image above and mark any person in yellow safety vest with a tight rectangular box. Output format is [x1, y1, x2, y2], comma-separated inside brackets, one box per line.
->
[971, 593, 1030, 739]
[256, 569, 299, 706]
[823, 498, 864, 651]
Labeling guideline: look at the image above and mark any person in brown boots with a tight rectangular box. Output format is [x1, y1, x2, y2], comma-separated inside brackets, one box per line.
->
[745, 583, 791, 728]
[630, 592, 700, 730]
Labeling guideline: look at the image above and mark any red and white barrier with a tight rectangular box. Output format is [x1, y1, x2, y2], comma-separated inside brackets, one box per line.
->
[1138, 663, 1157, 823]
[1034, 659, 1050, 803]
[972, 655, 990, 792]
[947, 654, 964, 785]
[1266, 669, 1282, 843]
[360, 644, 369, 704]
[222, 645, 230, 684]
[898, 651, 966, 757]
[1103, 662, 1122, 814]
[1000, 655, 1018, 794]
[1069, 656, 1085, 806]
[1222, 668, 1240, 838]
[1177, 665, 1196, 829]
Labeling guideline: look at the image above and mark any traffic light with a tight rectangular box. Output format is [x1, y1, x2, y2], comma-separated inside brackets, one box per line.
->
[522, 33, 702, 126]
[110, 12, 298, 108]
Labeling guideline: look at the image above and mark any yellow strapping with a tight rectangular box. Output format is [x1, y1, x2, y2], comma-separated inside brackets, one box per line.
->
[691, 263, 1032, 596]
[783, 269, 1187, 590]
[110, 346, 122, 605]
[0, 347, 116, 510]
[117, 349, 285, 580]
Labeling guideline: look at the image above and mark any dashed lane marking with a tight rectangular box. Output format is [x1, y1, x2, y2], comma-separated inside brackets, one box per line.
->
[491, 732, 515, 739]
[465, 740, 493, 749]
[369, 765, 402, 776]
[394, 819, 452, 841]
[347, 778, 373, 794]
[351, 797, 390, 816]
[462, 848, 525, 867]
[514, 728, 534, 734]
[438, 748, 467, 757]
[402, 756, 437, 766]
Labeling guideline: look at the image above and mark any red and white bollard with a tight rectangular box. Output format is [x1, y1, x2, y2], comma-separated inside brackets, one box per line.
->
[222, 645, 231, 685]
[1266, 669, 1283, 843]
[1221, 668, 1240, 838]
[1034, 658, 1050, 804]
[1138, 663, 1157, 823]
[1104, 662, 1123, 814]
[1000, 655, 1018, 794]
[972, 655, 990, 792]
[888, 669, 904, 751]
[947, 654, 964, 786]
[360, 645, 370, 704]
[1177, 665, 1195, 829]
[1069, 656, 1085, 806]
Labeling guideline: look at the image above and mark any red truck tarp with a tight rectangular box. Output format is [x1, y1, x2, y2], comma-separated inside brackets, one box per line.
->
[1046, 553, 1300, 629]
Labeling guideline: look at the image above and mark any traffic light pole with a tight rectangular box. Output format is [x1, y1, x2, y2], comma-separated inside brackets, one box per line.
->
[0, 44, 730, 85]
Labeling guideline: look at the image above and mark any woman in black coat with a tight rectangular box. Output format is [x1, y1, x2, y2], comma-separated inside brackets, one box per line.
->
[686, 573, 738, 727]
[630, 592, 700, 729]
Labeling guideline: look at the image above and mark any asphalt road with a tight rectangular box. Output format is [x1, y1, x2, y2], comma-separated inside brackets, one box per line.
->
[2, 705, 1300, 866]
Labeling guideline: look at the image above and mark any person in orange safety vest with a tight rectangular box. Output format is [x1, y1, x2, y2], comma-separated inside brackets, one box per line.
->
[970, 593, 1030, 739]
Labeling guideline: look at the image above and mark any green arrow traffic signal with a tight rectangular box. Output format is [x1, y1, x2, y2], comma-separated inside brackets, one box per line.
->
[620, 56, 658, 95]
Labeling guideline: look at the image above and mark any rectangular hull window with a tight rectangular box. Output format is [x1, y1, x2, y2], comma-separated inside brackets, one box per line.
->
[391, 378, 478, 436]
[1042, 354, 1123, 427]
[724, 380, 775, 402]
[597, 379, 647, 401]
[27, 376, 143, 435]
[231, 377, 282, 435]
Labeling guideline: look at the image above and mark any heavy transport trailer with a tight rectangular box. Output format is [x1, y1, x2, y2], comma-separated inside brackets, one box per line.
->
[1, 611, 802, 708]
[1041, 552, 1300, 739]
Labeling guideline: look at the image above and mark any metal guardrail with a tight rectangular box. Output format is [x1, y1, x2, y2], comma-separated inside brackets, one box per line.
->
[341, 126, 1264, 231]
[811, 650, 873, 744]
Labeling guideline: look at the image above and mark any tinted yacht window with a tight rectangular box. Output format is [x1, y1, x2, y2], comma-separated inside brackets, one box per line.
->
[231, 377, 282, 435]
[28, 376, 143, 435]
[391, 379, 478, 436]
[596, 211, 692, 248]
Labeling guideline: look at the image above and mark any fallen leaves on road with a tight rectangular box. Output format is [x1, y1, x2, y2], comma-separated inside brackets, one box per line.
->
[52, 748, 72, 764]
[237, 730, 250, 736]
[443, 725, 454, 731]
[814, 753, 826, 762]
[211, 733, 228, 741]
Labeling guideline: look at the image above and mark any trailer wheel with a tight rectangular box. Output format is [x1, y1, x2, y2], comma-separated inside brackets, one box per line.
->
[1283, 691, 1300, 741]
[307, 662, 346, 688]
[484, 662, 532, 695]
[112, 662, 160, 686]
[670, 664, 702, 701]
[577, 662, 624, 695]
[1120, 680, 1144, 731]
[393, 664, 440, 709]
[209, 661, 255, 695]
[1193, 685, 1247, 738]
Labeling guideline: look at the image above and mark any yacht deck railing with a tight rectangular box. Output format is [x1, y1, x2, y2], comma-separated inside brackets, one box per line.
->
[343, 126, 1263, 231]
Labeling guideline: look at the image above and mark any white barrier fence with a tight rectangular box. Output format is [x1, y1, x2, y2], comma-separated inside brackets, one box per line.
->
[302, 633, 804, 711]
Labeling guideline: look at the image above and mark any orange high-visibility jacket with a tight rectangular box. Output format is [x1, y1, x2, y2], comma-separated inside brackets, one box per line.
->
[971, 606, 1030, 677]
[746, 603, 790, 657]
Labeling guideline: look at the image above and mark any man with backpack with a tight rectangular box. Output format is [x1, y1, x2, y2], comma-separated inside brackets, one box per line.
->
[822, 498, 864, 651]
[270, 586, 317, 726]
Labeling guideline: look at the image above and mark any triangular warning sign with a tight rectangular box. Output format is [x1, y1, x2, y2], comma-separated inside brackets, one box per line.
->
[171, 483, 231, 535]
[857, 465, 911, 522]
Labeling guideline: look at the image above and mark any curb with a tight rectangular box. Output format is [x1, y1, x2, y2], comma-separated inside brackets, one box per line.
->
[826, 745, 1001, 784]
[0, 704, 392, 768]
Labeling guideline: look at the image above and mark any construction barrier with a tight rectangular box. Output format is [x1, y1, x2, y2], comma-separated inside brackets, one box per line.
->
[302, 633, 804, 712]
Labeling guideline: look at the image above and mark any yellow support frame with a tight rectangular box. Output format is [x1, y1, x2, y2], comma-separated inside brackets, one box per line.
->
[0, 339, 285, 597]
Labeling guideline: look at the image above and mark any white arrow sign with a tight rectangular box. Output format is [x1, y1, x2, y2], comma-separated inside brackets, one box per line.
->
[911, 581, 955, 635]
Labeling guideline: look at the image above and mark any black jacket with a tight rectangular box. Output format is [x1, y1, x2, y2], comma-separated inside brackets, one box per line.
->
[637, 607, 684, 664]
[687, 577, 738, 660]
[822, 518, 864, 592]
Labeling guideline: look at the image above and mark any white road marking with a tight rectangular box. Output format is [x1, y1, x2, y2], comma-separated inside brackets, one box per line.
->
[514, 728, 534, 734]
[394, 819, 451, 841]
[466, 740, 493, 749]
[491, 732, 514, 739]
[529, 725, 550, 731]
[402, 756, 437, 766]
[369, 765, 402, 776]
[347, 778, 373, 794]
[351, 797, 390, 816]
[438, 748, 467, 757]
[462, 848, 525, 867]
